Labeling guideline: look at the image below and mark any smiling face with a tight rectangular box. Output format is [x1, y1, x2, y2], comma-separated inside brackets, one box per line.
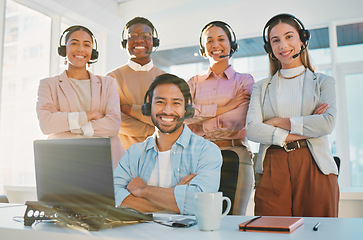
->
[202, 26, 231, 62]
[150, 83, 185, 135]
[127, 23, 153, 64]
[269, 22, 303, 69]
[65, 30, 93, 69]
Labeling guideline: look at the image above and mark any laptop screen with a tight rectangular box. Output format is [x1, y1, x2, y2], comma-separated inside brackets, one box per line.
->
[33, 138, 115, 207]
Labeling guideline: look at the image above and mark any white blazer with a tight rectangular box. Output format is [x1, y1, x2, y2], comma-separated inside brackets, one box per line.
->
[246, 69, 338, 175]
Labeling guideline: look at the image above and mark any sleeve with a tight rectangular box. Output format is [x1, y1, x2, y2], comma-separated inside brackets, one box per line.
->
[174, 142, 222, 215]
[129, 104, 154, 126]
[36, 78, 71, 135]
[186, 76, 217, 124]
[290, 116, 303, 135]
[108, 72, 154, 137]
[297, 76, 337, 137]
[113, 149, 133, 207]
[91, 78, 122, 137]
[246, 80, 289, 146]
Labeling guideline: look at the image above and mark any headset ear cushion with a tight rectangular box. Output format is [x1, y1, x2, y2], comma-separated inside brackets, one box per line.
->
[91, 49, 99, 60]
[58, 46, 66, 57]
[121, 39, 127, 49]
[153, 38, 160, 48]
[264, 42, 272, 54]
[230, 42, 238, 55]
[299, 29, 310, 44]
[141, 102, 151, 116]
[185, 105, 195, 119]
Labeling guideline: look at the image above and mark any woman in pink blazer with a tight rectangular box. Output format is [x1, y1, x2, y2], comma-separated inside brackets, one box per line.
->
[36, 25, 123, 169]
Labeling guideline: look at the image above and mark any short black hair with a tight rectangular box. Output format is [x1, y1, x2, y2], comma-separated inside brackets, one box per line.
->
[146, 73, 192, 107]
[125, 17, 155, 32]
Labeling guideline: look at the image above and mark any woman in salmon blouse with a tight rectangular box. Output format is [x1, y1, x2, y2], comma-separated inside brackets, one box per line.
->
[187, 21, 254, 215]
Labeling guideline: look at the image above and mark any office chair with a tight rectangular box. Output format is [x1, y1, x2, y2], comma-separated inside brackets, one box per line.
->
[219, 150, 240, 215]
[0, 195, 9, 203]
[333, 156, 341, 175]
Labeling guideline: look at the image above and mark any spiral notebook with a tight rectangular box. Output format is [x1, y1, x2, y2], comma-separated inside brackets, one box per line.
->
[239, 216, 304, 233]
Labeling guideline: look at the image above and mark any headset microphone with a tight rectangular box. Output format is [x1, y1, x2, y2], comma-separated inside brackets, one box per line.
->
[220, 54, 232, 58]
[292, 44, 307, 59]
[146, 50, 152, 54]
[177, 115, 193, 122]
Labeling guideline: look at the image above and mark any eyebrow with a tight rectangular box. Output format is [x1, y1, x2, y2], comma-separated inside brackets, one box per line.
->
[271, 31, 295, 40]
[70, 39, 92, 44]
[207, 35, 225, 39]
[154, 96, 184, 102]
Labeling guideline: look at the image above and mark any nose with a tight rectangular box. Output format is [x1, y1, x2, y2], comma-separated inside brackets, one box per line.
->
[279, 39, 288, 49]
[162, 103, 174, 114]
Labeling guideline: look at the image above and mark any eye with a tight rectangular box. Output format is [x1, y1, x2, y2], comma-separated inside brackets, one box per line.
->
[272, 39, 279, 43]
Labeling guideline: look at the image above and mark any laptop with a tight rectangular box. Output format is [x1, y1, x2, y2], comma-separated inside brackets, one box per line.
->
[30, 138, 152, 230]
[33, 138, 115, 206]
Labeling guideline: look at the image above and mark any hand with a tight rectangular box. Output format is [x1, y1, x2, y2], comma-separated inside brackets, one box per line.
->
[264, 118, 276, 126]
[127, 177, 147, 198]
[121, 104, 132, 116]
[41, 103, 58, 113]
[226, 88, 250, 109]
[177, 173, 197, 186]
[86, 110, 104, 121]
[313, 103, 329, 115]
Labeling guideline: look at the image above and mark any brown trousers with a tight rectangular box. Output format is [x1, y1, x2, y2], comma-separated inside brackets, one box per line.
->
[254, 146, 339, 217]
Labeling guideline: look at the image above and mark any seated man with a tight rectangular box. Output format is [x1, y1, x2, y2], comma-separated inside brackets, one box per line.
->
[114, 73, 222, 215]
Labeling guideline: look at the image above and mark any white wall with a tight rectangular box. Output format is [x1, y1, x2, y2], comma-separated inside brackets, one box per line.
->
[14, 0, 363, 73]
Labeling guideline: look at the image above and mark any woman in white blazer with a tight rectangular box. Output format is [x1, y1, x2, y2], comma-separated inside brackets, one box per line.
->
[36, 25, 123, 169]
[246, 14, 339, 217]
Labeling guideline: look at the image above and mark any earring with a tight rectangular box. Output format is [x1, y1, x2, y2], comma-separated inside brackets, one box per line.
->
[64, 58, 68, 65]
[88, 63, 90, 68]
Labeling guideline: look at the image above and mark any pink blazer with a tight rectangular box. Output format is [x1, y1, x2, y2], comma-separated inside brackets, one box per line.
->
[36, 71, 124, 169]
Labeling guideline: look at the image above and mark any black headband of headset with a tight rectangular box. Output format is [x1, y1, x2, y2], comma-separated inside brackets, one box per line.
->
[199, 21, 238, 57]
[262, 13, 308, 46]
[121, 17, 159, 49]
[58, 25, 99, 63]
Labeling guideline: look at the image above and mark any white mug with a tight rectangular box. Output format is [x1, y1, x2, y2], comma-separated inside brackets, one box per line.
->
[194, 192, 231, 231]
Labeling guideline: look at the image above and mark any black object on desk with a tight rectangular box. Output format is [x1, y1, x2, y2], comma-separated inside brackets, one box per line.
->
[313, 222, 320, 231]
[23, 201, 153, 231]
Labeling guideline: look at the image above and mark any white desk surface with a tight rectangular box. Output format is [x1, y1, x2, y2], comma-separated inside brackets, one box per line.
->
[0, 204, 362, 240]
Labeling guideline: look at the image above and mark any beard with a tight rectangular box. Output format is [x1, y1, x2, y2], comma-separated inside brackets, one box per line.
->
[151, 114, 184, 134]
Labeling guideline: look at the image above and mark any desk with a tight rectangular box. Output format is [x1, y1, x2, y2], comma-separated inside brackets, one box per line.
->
[0, 204, 362, 240]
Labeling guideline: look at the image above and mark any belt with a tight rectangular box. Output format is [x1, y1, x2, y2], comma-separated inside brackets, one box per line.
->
[211, 139, 243, 148]
[269, 140, 308, 152]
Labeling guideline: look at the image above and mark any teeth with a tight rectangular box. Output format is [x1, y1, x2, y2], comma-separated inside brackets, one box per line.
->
[75, 56, 84, 59]
[280, 51, 291, 56]
[135, 46, 145, 49]
[212, 50, 222, 54]
[160, 117, 174, 122]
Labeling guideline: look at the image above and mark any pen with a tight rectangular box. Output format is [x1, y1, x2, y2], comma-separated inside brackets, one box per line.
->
[313, 222, 320, 231]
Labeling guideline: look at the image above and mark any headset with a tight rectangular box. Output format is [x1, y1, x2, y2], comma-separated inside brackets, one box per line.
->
[121, 17, 160, 50]
[263, 13, 310, 55]
[199, 21, 238, 57]
[141, 74, 195, 120]
[58, 25, 99, 64]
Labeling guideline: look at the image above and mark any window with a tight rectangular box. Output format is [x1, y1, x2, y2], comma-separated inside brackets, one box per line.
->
[0, 0, 51, 194]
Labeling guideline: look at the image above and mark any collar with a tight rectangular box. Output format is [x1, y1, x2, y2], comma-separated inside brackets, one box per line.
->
[202, 65, 235, 81]
[145, 124, 192, 152]
[279, 65, 306, 78]
[128, 59, 154, 71]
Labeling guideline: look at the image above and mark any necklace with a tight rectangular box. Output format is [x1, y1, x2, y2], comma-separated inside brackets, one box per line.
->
[278, 68, 306, 79]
